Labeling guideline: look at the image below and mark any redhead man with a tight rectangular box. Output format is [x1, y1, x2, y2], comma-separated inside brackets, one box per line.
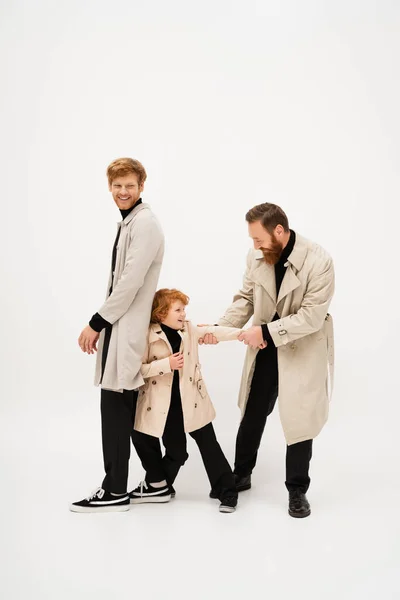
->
[71, 158, 165, 512]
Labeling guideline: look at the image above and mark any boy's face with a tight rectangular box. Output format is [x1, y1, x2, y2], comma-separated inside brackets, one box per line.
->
[162, 300, 187, 330]
[109, 173, 144, 210]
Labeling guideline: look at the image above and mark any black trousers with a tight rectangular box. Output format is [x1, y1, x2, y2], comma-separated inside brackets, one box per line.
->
[101, 388, 143, 494]
[131, 384, 237, 501]
[234, 342, 313, 493]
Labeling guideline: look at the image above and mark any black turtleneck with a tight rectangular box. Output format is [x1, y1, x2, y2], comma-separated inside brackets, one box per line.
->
[160, 323, 182, 354]
[119, 198, 142, 220]
[89, 199, 142, 333]
[160, 323, 182, 397]
[261, 229, 296, 346]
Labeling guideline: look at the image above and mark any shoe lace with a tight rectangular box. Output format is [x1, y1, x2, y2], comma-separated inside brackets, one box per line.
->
[86, 487, 105, 501]
[138, 480, 148, 494]
[221, 495, 237, 505]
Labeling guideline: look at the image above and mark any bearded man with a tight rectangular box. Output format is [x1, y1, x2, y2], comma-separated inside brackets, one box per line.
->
[200, 203, 335, 518]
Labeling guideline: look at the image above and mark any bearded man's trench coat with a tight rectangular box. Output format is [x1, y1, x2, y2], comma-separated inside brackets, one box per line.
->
[218, 233, 335, 446]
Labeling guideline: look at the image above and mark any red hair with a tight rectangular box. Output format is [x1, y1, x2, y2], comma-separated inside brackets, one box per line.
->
[106, 158, 147, 186]
[151, 289, 190, 324]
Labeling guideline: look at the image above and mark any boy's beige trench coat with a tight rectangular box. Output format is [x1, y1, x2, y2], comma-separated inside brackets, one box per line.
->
[94, 203, 164, 393]
[218, 233, 335, 446]
[134, 321, 243, 437]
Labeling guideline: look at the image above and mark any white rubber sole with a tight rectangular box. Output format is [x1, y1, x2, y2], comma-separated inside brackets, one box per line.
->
[69, 504, 130, 513]
[130, 495, 171, 504]
[219, 505, 237, 513]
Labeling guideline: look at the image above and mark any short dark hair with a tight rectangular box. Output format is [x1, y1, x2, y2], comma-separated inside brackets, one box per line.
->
[245, 203, 289, 232]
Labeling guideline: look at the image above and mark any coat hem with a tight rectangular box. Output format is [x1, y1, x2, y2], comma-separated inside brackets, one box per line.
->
[286, 433, 317, 446]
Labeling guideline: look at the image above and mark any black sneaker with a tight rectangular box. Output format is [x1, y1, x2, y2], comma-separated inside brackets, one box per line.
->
[170, 485, 176, 499]
[70, 487, 130, 513]
[234, 473, 251, 492]
[288, 490, 311, 518]
[129, 481, 171, 504]
[219, 495, 238, 513]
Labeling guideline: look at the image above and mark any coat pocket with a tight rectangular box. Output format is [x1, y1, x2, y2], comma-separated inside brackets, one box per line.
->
[194, 364, 207, 399]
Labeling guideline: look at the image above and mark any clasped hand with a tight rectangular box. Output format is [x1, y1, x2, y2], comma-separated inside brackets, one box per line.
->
[198, 325, 267, 350]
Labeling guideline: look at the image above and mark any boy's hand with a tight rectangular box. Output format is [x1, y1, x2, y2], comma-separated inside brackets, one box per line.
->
[169, 352, 184, 370]
[78, 325, 100, 354]
[197, 324, 219, 345]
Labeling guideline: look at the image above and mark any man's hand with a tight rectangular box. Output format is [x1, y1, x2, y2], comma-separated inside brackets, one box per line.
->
[78, 325, 100, 355]
[197, 324, 219, 345]
[169, 352, 184, 370]
[238, 326, 267, 350]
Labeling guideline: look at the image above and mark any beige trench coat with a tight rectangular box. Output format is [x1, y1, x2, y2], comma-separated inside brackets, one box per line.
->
[218, 233, 335, 446]
[94, 203, 164, 392]
[134, 321, 243, 437]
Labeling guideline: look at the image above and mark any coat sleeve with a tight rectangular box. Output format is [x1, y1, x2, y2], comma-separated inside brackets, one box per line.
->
[194, 325, 243, 343]
[217, 250, 254, 328]
[140, 357, 172, 379]
[97, 215, 164, 325]
[267, 255, 335, 347]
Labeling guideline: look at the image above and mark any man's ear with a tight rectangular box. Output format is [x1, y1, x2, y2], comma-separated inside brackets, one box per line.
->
[139, 182, 145, 193]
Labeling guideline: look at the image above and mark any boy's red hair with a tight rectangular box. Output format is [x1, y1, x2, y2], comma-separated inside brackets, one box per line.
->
[151, 289, 189, 324]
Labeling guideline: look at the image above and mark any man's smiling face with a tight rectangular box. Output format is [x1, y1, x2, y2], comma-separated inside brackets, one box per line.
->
[109, 173, 144, 210]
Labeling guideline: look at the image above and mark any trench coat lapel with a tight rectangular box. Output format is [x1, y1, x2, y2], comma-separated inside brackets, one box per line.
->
[276, 265, 301, 306]
[253, 251, 276, 303]
[148, 324, 184, 354]
[276, 234, 308, 308]
[149, 324, 173, 354]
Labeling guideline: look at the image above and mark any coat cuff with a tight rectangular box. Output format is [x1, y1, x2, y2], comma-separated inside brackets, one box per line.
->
[156, 357, 172, 376]
[267, 320, 291, 347]
[89, 312, 112, 333]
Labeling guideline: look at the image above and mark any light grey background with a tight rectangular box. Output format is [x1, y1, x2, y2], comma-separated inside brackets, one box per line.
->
[1, 1, 399, 599]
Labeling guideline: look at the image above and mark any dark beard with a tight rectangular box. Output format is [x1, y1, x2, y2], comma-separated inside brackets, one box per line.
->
[261, 235, 283, 265]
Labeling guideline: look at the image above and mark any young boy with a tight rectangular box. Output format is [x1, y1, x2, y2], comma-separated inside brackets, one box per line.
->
[130, 288, 243, 513]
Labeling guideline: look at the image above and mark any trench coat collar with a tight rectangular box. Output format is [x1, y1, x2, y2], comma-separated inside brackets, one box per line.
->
[118, 201, 149, 227]
[148, 322, 185, 346]
[254, 232, 308, 305]
[276, 233, 308, 305]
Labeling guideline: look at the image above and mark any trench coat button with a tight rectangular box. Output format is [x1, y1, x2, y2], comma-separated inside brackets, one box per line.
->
[188, 352, 190, 355]
[189, 377, 193, 382]
[195, 403, 197, 408]
[199, 385, 202, 390]
[290, 344, 296, 350]
[159, 372, 164, 376]
[153, 356, 157, 360]
[278, 329, 287, 336]
[152, 381, 157, 385]
[147, 407, 151, 411]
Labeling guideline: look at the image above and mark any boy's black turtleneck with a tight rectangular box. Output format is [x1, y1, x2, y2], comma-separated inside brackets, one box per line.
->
[261, 229, 296, 346]
[89, 199, 142, 333]
[161, 323, 182, 354]
[160, 323, 182, 396]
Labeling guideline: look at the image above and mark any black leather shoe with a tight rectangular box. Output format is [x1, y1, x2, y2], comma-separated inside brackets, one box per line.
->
[288, 490, 311, 518]
[234, 474, 251, 492]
